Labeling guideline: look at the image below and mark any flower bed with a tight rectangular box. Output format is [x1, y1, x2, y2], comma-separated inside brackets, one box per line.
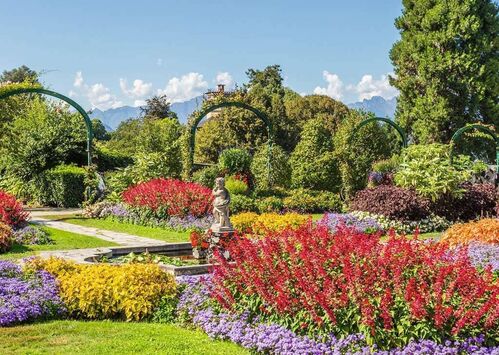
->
[176, 275, 498, 354]
[122, 178, 213, 218]
[0, 260, 64, 326]
[231, 212, 309, 234]
[441, 218, 499, 246]
[317, 213, 382, 234]
[210, 223, 499, 349]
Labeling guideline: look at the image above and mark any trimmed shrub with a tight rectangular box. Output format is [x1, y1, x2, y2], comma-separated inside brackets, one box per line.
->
[349, 185, 430, 221]
[230, 194, 257, 214]
[122, 178, 213, 218]
[40, 165, 86, 207]
[256, 196, 284, 213]
[0, 189, 29, 227]
[0, 223, 13, 253]
[27, 257, 176, 321]
[218, 148, 252, 175]
[192, 165, 220, 188]
[225, 175, 249, 196]
[94, 144, 133, 172]
[430, 183, 497, 221]
[283, 189, 343, 213]
[251, 144, 291, 191]
[290, 118, 341, 192]
[441, 218, 499, 247]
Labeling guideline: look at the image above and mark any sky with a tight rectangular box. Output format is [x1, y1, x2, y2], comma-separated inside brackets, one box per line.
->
[0, 0, 403, 110]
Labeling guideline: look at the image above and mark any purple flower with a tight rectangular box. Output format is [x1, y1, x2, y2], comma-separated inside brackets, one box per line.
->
[0, 261, 65, 326]
[318, 213, 382, 234]
[467, 242, 499, 272]
[12, 226, 53, 245]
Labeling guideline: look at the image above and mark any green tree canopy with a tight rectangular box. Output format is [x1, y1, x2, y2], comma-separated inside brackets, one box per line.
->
[140, 94, 178, 120]
[390, 0, 499, 144]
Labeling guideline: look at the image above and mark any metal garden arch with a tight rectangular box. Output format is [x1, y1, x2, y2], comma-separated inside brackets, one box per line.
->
[188, 101, 274, 174]
[0, 87, 94, 166]
[450, 124, 498, 173]
[350, 117, 408, 148]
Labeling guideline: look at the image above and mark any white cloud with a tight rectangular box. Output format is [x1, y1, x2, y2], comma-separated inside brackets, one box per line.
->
[120, 78, 152, 98]
[134, 99, 147, 107]
[215, 72, 234, 88]
[157, 72, 208, 103]
[313, 71, 344, 99]
[72, 71, 122, 110]
[73, 71, 84, 88]
[347, 74, 398, 101]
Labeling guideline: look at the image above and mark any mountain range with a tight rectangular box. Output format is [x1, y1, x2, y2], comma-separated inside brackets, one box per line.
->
[90, 95, 397, 131]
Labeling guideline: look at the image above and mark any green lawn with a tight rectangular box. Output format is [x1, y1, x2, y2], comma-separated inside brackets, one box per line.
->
[0, 320, 249, 355]
[0, 226, 117, 261]
[42, 215, 190, 243]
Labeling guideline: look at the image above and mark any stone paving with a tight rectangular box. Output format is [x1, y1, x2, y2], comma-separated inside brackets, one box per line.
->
[29, 210, 170, 263]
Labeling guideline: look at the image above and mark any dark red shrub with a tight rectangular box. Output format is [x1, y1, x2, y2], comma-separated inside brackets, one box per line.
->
[0, 190, 29, 227]
[431, 183, 497, 221]
[212, 224, 498, 347]
[349, 185, 430, 221]
[122, 178, 213, 218]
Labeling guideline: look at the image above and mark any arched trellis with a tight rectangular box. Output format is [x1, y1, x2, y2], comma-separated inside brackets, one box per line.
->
[350, 117, 408, 148]
[0, 87, 94, 166]
[450, 124, 498, 173]
[188, 101, 274, 175]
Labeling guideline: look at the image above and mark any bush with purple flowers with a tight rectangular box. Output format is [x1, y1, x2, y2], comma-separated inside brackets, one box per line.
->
[12, 226, 53, 245]
[0, 261, 65, 326]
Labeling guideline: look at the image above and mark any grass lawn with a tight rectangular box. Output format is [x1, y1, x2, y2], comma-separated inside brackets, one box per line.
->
[0, 320, 249, 355]
[42, 215, 190, 243]
[0, 226, 117, 261]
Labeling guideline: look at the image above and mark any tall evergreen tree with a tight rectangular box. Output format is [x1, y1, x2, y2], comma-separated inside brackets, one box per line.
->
[390, 0, 498, 143]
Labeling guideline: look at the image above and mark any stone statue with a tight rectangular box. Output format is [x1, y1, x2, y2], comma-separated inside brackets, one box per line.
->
[211, 177, 233, 232]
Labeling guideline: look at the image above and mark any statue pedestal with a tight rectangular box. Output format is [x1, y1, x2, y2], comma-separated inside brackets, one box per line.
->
[192, 228, 234, 261]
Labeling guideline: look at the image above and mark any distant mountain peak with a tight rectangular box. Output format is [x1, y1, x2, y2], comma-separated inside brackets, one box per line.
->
[348, 96, 397, 118]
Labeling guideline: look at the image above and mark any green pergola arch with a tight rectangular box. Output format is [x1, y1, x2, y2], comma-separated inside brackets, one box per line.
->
[0, 87, 94, 166]
[188, 101, 274, 173]
[450, 124, 498, 172]
[350, 117, 408, 148]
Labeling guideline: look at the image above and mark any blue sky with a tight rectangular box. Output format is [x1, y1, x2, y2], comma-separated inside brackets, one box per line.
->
[0, 0, 403, 109]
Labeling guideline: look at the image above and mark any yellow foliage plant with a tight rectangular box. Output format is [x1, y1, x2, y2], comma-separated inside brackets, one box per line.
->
[440, 218, 499, 247]
[26, 257, 176, 321]
[231, 212, 310, 235]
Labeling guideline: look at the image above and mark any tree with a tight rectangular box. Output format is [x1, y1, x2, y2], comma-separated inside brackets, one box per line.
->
[289, 118, 341, 192]
[390, 0, 499, 144]
[251, 144, 291, 191]
[91, 119, 110, 141]
[333, 111, 394, 198]
[140, 94, 178, 120]
[0, 65, 39, 84]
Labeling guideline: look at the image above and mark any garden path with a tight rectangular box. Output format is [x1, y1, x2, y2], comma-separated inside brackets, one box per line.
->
[28, 209, 169, 263]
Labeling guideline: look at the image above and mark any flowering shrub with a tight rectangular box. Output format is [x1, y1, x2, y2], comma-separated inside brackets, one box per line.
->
[211, 224, 499, 349]
[0, 261, 64, 326]
[231, 212, 309, 235]
[351, 211, 451, 234]
[26, 257, 176, 321]
[350, 185, 430, 221]
[318, 213, 382, 234]
[0, 223, 13, 253]
[12, 226, 53, 245]
[0, 189, 29, 227]
[441, 218, 499, 247]
[122, 178, 213, 218]
[177, 275, 498, 354]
